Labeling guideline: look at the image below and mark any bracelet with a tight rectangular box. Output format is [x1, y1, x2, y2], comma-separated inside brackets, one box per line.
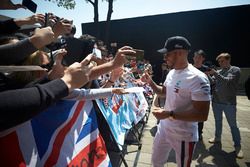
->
[108, 80, 114, 84]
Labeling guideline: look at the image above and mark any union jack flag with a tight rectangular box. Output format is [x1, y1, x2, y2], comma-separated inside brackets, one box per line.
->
[0, 100, 111, 167]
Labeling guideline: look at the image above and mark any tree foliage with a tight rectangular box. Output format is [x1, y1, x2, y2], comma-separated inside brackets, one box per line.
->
[45, 0, 76, 9]
[46, 0, 115, 44]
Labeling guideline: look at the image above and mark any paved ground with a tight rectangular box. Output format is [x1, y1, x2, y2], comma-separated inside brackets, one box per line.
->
[121, 95, 250, 167]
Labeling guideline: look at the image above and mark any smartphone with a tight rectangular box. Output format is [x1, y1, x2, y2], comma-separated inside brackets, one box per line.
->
[44, 13, 49, 27]
[22, 0, 37, 13]
[125, 49, 144, 61]
[132, 49, 145, 61]
[92, 48, 102, 59]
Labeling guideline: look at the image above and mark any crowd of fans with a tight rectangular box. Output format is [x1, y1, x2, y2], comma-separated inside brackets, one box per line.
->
[0, 3, 154, 132]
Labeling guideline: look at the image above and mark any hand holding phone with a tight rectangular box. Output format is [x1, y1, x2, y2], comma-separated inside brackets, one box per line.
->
[22, 0, 37, 13]
[125, 48, 144, 61]
[92, 48, 102, 59]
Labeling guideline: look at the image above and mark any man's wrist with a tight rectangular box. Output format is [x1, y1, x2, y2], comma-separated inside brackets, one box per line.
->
[108, 79, 114, 84]
[60, 77, 73, 93]
[164, 110, 174, 120]
[14, 18, 25, 27]
[29, 35, 42, 49]
[169, 110, 174, 120]
[148, 79, 154, 86]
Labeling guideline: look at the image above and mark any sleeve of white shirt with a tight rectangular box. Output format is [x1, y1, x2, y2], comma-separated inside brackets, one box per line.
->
[64, 88, 113, 100]
[191, 75, 211, 101]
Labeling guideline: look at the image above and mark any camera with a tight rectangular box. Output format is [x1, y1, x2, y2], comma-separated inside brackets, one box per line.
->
[44, 13, 73, 28]
[202, 61, 216, 72]
[46, 37, 67, 51]
[62, 37, 95, 66]
[92, 48, 102, 59]
[44, 13, 73, 51]
[202, 65, 212, 72]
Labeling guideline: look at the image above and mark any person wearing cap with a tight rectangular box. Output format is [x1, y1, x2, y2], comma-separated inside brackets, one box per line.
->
[141, 36, 211, 167]
[207, 53, 243, 159]
[245, 75, 250, 100]
[193, 49, 211, 141]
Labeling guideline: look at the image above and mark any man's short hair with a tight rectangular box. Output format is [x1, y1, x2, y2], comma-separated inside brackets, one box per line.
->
[70, 25, 76, 35]
[194, 49, 206, 58]
[216, 53, 231, 61]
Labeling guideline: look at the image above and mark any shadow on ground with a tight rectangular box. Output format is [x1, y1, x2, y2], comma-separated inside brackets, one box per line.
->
[193, 141, 241, 167]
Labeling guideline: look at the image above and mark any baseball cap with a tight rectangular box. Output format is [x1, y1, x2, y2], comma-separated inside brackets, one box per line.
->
[157, 36, 191, 54]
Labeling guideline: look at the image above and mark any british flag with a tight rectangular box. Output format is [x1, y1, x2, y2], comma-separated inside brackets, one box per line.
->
[0, 100, 111, 167]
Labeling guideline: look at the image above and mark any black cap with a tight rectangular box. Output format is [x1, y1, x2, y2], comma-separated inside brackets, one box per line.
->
[157, 36, 191, 54]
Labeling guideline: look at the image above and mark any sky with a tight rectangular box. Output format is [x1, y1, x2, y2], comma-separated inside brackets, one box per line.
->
[1, 0, 250, 37]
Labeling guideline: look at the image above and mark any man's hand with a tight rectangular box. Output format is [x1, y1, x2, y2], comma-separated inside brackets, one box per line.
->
[48, 49, 67, 80]
[29, 27, 55, 49]
[152, 108, 169, 120]
[112, 46, 136, 68]
[205, 68, 216, 76]
[141, 72, 152, 84]
[61, 58, 94, 92]
[110, 67, 123, 82]
[15, 14, 45, 27]
[0, 0, 26, 10]
[112, 88, 127, 95]
[52, 20, 73, 38]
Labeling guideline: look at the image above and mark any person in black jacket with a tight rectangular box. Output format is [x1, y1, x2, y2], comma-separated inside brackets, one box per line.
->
[0, 0, 26, 10]
[0, 46, 136, 131]
[0, 14, 45, 35]
[0, 15, 73, 65]
[0, 27, 55, 65]
[0, 27, 56, 93]
[193, 49, 209, 141]
[245, 75, 250, 100]
[0, 16, 73, 91]
[0, 56, 93, 131]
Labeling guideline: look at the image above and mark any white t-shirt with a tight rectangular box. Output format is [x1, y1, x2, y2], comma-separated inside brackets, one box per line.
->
[161, 64, 211, 141]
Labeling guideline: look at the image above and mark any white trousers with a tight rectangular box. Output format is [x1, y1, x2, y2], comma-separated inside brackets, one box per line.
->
[151, 127, 196, 167]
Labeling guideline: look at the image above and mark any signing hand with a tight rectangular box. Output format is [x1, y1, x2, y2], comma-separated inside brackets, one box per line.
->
[112, 88, 128, 95]
[140, 72, 152, 84]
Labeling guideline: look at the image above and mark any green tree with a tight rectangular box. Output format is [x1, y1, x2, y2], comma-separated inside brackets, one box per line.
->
[47, 0, 114, 44]
[84, 0, 115, 44]
[105, 0, 114, 46]
[46, 0, 76, 10]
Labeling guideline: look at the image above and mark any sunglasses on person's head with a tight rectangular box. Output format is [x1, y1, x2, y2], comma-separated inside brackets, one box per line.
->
[39, 63, 53, 71]
[218, 60, 225, 63]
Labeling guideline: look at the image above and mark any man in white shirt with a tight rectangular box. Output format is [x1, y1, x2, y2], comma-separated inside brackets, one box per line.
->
[141, 36, 211, 167]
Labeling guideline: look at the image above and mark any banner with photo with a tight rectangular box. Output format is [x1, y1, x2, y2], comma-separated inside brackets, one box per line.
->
[95, 76, 148, 150]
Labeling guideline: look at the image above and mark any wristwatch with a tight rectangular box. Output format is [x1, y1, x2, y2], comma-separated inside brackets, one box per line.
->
[169, 110, 174, 120]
